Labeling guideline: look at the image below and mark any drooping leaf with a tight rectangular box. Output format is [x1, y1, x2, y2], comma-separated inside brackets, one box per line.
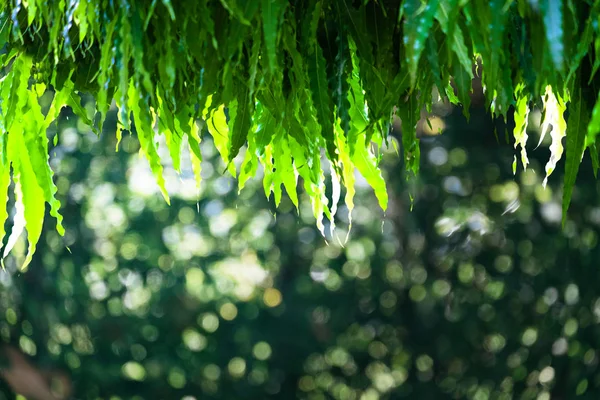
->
[453, 61, 472, 119]
[3, 0, 600, 265]
[541, 0, 564, 73]
[562, 83, 589, 226]
[435, 0, 472, 75]
[304, 2, 336, 163]
[586, 91, 600, 149]
[261, 0, 285, 73]
[540, 86, 568, 186]
[352, 132, 388, 212]
[403, 0, 440, 86]
[229, 83, 253, 164]
[513, 84, 530, 171]
[396, 94, 421, 178]
[128, 83, 170, 204]
[591, 142, 599, 179]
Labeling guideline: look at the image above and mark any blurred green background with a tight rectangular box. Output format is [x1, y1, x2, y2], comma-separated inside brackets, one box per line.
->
[1, 95, 600, 400]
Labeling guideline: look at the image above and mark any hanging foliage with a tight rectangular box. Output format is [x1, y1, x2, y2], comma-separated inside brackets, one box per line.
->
[0, 0, 600, 266]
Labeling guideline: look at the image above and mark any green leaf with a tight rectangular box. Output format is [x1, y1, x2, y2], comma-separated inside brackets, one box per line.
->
[591, 142, 599, 179]
[117, 6, 132, 131]
[23, 93, 64, 238]
[331, 20, 352, 139]
[435, 0, 472, 75]
[204, 97, 236, 177]
[339, 2, 373, 65]
[187, 121, 203, 191]
[396, 94, 421, 178]
[261, 0, 285, 73]
[453, 62, 472, 119]
[513, 84, 530, 171]
[562, 84, 589, 226]
[426, 34, 443, 90]
[347, 57, 368, 157]
[158, 94, 183, 172]
[229, 83, 253, 164]
[0, 136, 10, 247]
[352, 132, 388, 212]
[586, 90, 600, 149]
[566, 12, 594, 85]
[219, 0, 259, 25]
[7, 124, 45, 270]
[305, 5, 336, 163]
[274, 134, 299, 208]
[96, 17, 118, 125]
[542, 0, 564, 73]
[128, 83, 170, 204]
[403, 0, 439, 86]
[161, 0, 176, 20]
[0, 11, 11, 49]
[540, 86, 568, 186]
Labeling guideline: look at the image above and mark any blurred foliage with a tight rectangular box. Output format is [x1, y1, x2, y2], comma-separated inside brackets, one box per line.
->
[1, 99, 600, 399]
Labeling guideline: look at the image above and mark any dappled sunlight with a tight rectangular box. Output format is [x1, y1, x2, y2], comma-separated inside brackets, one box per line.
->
[0, 98, 599, 399]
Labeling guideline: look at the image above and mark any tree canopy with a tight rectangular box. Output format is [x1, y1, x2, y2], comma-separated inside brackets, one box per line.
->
[1, 0, 600, 265]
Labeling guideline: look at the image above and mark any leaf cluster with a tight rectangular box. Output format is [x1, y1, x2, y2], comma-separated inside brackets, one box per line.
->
[0, 0, 600, 264]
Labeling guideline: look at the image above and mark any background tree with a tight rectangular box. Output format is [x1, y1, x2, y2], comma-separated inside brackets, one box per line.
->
[0, 94, 599, 399]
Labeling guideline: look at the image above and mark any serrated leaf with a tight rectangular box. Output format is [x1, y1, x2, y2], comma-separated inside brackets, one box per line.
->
[6, 123, 44, 270]
[396, 94, 421, 178]
[76, 0, 89, 43]
[334, 118, 355, 239]
[562, 84, 589, 226]
[435, 0, 472, 75]
[117, 6, 132, 130]
[331, 22, 352, 140]
[23, 99, 64, 237]
[204, 98, 236, 177]
[261, 0, 285, 73]
[453, 61, 472, 119]
[229, 84, 253, 163]
[513, 84, 530, 171]
[403, 0, 439, 86]
[567, 13, 594, 85]
[540, 86, 568, 186]
[130, 12, 154, 99]
[128, 82, 170, 204]
[187, 125, 203, 191]
[2, 181, 25, 262]
[96, 18, 118, 124]
[306, 29, 336, 162]
[339, 2, 373, 65]
[353, 132, 388, 211]
[158, 95, 183, 172]
[274, 134, 299, 208]
[346, 52, 368, 157]
[289, 132, 328, 237]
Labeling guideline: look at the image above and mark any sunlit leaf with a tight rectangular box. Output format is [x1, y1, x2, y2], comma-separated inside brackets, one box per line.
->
[513, 84, 530, 171]
[540, 86, 568, 187]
